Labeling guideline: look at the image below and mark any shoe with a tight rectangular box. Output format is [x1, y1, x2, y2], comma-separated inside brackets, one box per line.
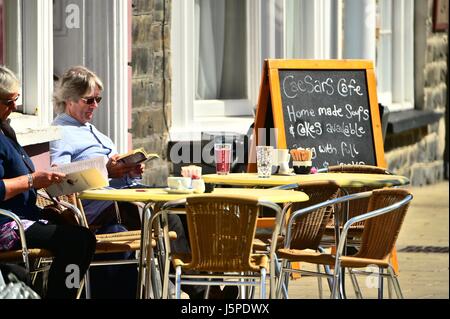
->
[207, 286, 225, 299]
[222, 286, 239, 299]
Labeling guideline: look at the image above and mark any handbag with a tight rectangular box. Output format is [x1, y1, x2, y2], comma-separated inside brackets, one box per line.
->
[0, 270, 40, 299]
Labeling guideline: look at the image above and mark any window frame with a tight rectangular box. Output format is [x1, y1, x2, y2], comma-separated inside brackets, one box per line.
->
[4, 0, 53, 128]
[376, 0, 414, 112]
[171, 0, 261, 141]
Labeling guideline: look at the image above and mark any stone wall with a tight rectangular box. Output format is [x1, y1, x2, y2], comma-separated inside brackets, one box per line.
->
[385, 0, 448, 186]
[131, 0, 171, 186]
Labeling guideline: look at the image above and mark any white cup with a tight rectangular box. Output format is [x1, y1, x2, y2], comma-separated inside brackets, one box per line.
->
[191, 179, 205, 193]
[167, 177, 192, 189]
[279, 162, 290, 173]
[273, 149, 290, 165]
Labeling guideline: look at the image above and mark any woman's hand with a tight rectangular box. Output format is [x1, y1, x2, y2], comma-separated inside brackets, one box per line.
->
[2, 171, 66, 201]
[31, 171, 66, 189]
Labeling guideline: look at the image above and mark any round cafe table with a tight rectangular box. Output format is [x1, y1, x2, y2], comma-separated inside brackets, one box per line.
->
[203, 172, 410, 188]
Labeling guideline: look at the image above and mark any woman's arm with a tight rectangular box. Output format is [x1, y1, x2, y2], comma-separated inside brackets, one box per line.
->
[2, 171, 66, 201]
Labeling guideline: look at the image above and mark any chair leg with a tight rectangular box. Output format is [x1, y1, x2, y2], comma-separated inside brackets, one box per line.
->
[378, 267, 384, 299]
[150, 259, 162, 299]
[387, 266, 404, 299]
[175, 266, 182, 299]
[76, 277, 85, 299]
[316, 264, 323, 299]
[331, 262, 342, 299]
[348, 268, 363, 299]
[387, 275, 393, 299]
[260, 268, 267, 299]
[84, 270, 91, 299]
[318, 247, 334, 291]
[276, 260, 289, 299]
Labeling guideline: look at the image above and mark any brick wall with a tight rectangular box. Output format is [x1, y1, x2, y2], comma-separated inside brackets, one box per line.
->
[131, 0, 171, 186]
[385, 0, 448, 186]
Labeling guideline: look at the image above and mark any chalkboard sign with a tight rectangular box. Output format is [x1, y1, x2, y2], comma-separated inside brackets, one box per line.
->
[248, 59, 386, 171]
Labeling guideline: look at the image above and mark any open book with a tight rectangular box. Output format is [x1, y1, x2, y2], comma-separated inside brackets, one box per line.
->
[46, 157, 109, 197]
[117, 148, 159, 165]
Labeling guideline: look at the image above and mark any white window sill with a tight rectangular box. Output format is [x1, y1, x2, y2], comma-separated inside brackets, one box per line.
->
[9, 113, 61, 146]
[170, 116, 254, 141]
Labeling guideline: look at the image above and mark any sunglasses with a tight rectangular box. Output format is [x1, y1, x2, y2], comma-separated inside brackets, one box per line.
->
[0, 94, 20, 107]
[80, 96, 102, 105]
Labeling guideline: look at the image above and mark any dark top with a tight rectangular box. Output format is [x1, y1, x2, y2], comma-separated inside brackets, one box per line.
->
[0, 123, 41, 225]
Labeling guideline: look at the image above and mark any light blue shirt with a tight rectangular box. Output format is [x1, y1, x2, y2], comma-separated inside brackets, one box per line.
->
[50, 113, 138, 224]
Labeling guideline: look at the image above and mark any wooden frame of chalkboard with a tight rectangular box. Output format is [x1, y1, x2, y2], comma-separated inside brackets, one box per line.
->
[248, 59, 386, 172]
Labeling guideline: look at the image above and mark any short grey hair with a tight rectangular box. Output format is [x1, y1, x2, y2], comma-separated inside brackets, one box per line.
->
[53, 66, 104, 114]
[0, 65, 20, 97]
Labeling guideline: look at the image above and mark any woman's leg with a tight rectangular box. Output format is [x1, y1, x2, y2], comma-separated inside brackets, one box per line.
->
[25, 222, 96, 299]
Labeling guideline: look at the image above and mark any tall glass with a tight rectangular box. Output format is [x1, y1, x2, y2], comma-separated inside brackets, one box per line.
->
[256, 146, 274, 178]
[214, 143, 232, 175]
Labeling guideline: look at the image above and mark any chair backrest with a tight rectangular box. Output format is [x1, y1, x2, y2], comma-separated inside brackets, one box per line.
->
[327, 164, 390, 174]
[353, 188, 411, 260]
[327, 165, 392, 223]
[185, 195, 261, 273]
[287, 181, 340, 250]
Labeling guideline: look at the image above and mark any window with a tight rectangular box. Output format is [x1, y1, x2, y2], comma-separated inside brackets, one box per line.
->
[2, 0, 53, 127]
[172, 0, 341, 141]
[0, 0, 4, 65]
[172, 0, 259, 141]
[376, 0, 414, 112]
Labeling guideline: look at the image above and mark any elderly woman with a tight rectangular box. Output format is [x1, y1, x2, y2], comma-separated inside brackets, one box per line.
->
[51, 66, 143, 230]
[0, 65, 96, 298]
[50, 66, 231, 299]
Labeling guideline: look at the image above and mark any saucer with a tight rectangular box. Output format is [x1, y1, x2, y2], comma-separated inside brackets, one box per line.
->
[277, 169, 296, 176]
[164, 187, 195, 194]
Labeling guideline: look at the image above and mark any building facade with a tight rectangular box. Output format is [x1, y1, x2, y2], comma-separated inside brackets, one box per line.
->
[0, 0, 448, 186]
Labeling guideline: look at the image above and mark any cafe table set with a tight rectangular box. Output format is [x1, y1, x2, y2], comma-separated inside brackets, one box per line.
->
[78, 146, 409, 299]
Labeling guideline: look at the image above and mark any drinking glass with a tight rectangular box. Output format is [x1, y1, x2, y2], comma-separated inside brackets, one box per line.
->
[256, 146, 274, 178]
[214, 143, 232, 175]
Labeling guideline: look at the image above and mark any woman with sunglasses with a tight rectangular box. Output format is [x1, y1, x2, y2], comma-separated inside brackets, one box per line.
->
[50, 66, 212, 299]
[52, 66, 144, 231]
[0, 65, 96, 298]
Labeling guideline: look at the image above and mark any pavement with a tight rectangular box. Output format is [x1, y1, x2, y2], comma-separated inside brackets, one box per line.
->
[284, 181, 449, 299]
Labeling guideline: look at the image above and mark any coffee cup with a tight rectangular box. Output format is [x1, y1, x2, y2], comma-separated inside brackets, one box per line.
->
[191, 179, 205, 193]
[167, 177, 192, 190]
[273, 149, 290, 165]
[279, 162, 290, 173]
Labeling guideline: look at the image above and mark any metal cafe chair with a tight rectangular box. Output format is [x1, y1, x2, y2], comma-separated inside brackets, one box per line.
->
[252, 181, 340, 298]
[36, 191, 144, 298]
[276, 188, 412, 299]
[0, 198, 88, 298]
[146, 195, 284, 299]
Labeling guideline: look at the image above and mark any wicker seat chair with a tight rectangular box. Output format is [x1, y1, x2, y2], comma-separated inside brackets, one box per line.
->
[154, 195, 282, 299]
[277, 188, 412, 299]
[259, 181, 340, 298]
[323, 164, 393, 243]
[36, 191, 146, 298]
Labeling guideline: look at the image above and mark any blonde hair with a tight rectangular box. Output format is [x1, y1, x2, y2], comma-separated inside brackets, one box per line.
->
[0, 65, 20, 97]
[53, 66, 104, 114]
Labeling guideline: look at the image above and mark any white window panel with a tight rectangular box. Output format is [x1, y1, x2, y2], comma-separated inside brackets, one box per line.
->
[285, 0, 338, 59]
[376, 0, 414, 112]
[3, 0, 53, 129]
[171, 0, 263, 141]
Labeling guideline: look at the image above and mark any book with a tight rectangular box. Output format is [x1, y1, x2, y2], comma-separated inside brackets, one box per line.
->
[46, 157, 109, 197]
[117, 148, 159, 165]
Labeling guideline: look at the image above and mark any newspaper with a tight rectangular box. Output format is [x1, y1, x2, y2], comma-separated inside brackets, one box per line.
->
[46, 157, 109, 197]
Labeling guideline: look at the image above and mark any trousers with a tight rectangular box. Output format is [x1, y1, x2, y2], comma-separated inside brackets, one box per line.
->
[24, 222, 96, 299]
